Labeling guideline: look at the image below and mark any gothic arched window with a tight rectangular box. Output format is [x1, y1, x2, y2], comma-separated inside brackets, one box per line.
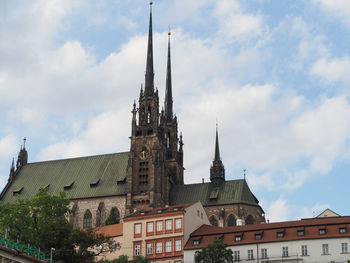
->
[227, 214, 236, 227]
[246, 215, 255, 225]
[147, 107, 152, 124]
[96, 202, 105, 227]
[209, 215, 218, 227]
[83, 210, 92, 229]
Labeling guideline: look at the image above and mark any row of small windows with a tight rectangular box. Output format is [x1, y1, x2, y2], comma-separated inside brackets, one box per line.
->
[228, 243, 349, 261]
[134, 218, 182, 236]
[135, 239, 182, 257]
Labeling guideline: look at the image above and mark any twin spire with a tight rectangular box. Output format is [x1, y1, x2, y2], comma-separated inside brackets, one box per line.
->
[144, 2, 173, 120]
[144, 2, 154, 97]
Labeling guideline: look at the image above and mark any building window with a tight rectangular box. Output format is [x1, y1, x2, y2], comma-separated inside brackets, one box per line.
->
[342, 243, 348, 253]
[209, 215, 218, 226]
[201, 212, 203, 219]
[134, 223, 141, 235]
[227, 214, 236, 227]
[322, 244, 329, 254]
[248, 249, 254, 260]
[156, 242, 162, 254]
[134, 244, 141, 256]
[175, 218, 182, 229]
[175, 240, 182, 252]
[235, 235, 242, 242]
[261, 248, 267, 259]
[156, 221, 163, 232]
[197, 210, 200, 216]
[282, 247, 288, 257]
[83, 210, 92, 229]
[301, 245, 308, 256]
[277, 231, 284, 238]
[193, 240, 200, 246]
[234, 251, 240, 261]
[297, 230, 304, 236]
[139, 160, 149, 186]
[147, 243, 153, 255]
[255, 233, 262, 240]
[339, 227, 347, 234]
[147, 222, 154, 233]
[166, 219, 172, 230]
[319, 229, 326, 235]
[166, 241, 172, 253]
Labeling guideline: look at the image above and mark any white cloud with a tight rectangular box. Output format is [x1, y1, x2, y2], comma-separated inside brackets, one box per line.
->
[313, 0, 350, 27]
[311, 57, 350, 83]
[266, 197, 290, 222]
[39, 109, 130, 160]
[0, 135, 18, 158]
[214, 0, 263, 40]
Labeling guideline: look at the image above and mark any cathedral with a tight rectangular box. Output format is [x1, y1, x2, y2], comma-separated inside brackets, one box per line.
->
[0, 4, 265, 229]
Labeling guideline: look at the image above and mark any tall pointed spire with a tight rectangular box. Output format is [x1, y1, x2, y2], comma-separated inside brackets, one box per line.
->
[210, 123, 225, 186]
[164, 31, 173, 120]
[144, 2, 154, 97]
[214, 123, 220, 162]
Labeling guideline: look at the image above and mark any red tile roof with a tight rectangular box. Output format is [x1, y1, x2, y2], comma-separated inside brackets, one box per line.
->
[95, 223, 123, 237]
[123, 203, 195, 221]
[185, 216, 350, 250]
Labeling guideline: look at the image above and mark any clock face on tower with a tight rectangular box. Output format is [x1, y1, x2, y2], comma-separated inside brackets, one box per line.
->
[140, 150, 147, 160]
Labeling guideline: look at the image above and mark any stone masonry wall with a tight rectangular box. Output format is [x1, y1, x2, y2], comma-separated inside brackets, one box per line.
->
[70, 195, 126, 228]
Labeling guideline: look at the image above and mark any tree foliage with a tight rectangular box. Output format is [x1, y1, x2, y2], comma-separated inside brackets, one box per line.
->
[195, 238, 233, 263]
[105, 207, 120, 225]
[0, 189, 114, 262]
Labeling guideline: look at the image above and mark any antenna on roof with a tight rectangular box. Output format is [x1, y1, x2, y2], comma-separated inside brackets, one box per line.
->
[243, 169, 246, 180]
[23, 137, 26, 149]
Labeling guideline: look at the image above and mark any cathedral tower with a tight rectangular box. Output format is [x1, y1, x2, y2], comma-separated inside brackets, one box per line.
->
[126, 3, 184, 213]
[210, 125, 225, 186]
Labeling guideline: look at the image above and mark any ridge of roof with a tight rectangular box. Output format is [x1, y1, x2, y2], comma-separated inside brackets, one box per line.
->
[190, 216, 350, 237]
[27, 151, 129, 165]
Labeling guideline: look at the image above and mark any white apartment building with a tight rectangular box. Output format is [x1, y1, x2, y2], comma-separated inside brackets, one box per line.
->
[184, 216, 350, 263]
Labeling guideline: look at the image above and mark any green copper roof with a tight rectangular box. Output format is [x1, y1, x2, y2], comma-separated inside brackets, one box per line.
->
[1, 152, 129, 203]
[169, 179, 260, 207]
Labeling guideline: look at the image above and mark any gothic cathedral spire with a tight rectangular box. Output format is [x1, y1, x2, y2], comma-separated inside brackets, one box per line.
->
[126, 3, 184, 214]
[164, 32, 173, 120]
[210, 124, 225, 186]
[144, 2, 154, 97]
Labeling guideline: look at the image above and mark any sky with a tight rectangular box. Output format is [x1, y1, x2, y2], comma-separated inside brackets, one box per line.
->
[1, 0, 350, 222]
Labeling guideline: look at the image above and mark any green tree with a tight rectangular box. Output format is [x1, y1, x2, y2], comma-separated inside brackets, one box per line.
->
[105, 207, 120, 225]
[195, 238, 233, 263]
[134, 255, 150, 263]
[0, 189, 114, 263]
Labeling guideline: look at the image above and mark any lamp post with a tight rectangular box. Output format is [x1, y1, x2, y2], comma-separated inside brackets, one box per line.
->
[50, 247, 55, 263]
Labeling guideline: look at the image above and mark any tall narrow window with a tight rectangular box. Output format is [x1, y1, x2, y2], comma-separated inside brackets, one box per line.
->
[134, 244, 141, 256]
[83, 210, 92, 228]
[342, 243, 348, 253]
[248, 249, 254, 260]
[322, 244, 329, 254]
[139, 160, 148, 186]
[301, 245, 308, 256]
[227, 214, 236, 227]
[261, 248, 267, 259]
[282, 247, 288, 257]
[209, 216, 218, 227]
[234, 251, 240, 261]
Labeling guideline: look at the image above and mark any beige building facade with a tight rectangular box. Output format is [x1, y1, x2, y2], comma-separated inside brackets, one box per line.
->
[121, 202, 209, 262]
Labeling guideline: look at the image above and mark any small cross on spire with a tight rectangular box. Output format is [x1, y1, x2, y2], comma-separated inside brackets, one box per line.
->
[243, 169, 246, 179]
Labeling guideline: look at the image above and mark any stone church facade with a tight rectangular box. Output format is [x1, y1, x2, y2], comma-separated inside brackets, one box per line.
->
[0, 4, 265, 229]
